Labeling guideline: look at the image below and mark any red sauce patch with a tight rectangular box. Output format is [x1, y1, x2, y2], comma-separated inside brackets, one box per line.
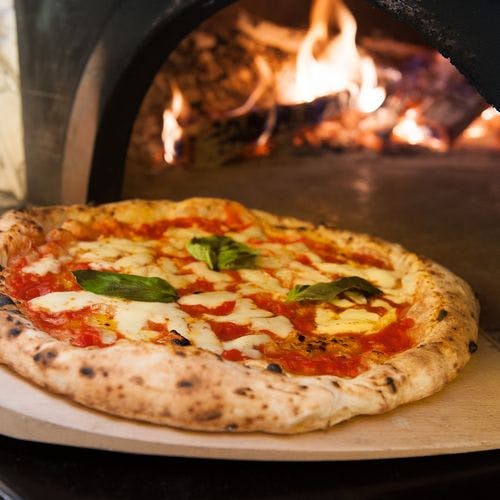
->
[264, 350, 362, 377]
[136, 215, 249, 238]
[25, 306, 104, 347]
[222, 349, 246, 361]
[361, 317, 415, 354]
[177, 279, 215, 296]
[301, 237, 345, 263]
[208, 321, 251, 341]
[348, 252, 392, 270]
[250, 293, 317, 336]
[181, 300, 236, 317]
[6, 263, 80, 301]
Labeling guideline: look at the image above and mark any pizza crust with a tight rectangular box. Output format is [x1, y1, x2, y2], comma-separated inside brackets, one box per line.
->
[0, 198, 479, 433]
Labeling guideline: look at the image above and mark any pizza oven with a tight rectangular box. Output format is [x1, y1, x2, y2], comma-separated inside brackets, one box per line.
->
[1, 0, 500, 494]
[13, 0, 500, 206]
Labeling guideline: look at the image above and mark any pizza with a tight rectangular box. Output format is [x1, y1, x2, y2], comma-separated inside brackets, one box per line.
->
[0, 198, 479, 433]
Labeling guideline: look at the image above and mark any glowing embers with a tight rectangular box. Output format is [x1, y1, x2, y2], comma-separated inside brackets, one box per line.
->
[390, 108, 448, 152]
[456, 107, 500, 150]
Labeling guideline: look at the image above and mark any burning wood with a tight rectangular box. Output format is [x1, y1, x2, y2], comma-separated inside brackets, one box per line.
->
[127, 0, 496, 173]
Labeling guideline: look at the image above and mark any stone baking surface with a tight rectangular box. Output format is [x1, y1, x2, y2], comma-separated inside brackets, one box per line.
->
[1, 334, 498, 461]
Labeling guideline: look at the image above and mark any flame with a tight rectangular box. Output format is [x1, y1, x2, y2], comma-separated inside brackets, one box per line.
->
[391, 108, 447, 151]
[481, 106, 499, 121]
[162, 84, 185, 165]
[276, 0, 385, 112]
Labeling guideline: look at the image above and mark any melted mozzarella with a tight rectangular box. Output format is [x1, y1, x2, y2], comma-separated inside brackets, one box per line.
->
[315, 304, 397, 335]
[28, 291, 189, 341]
[250, 316, 293, 339]
[22, 255, 61, 276]
[314, 262, 399, 290]
[179, 291, 238, 307]
[183, 262, 233, 284]
[237, 269, 288, 296]
[223, 334, 271, 359]
[206, 298, 272, 324]
[188, 321, 222, 354]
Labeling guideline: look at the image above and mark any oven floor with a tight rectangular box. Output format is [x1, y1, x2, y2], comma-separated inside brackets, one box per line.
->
[123, 150, 500, 333]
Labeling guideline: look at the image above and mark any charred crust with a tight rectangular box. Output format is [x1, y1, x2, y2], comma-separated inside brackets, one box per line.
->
[172, 337, 191, 346]
[331, 381, 340, 388]
[234, 387, 252, 396]
[386, 377, 397, 393]
[226, 423, 238, 432]
[6, 314, 13, 322]
[177, 379, 194, 388]
[437, 309, 448, 321]
[174, 350, 186, 357]
[33, 349, 58, 366]
[0, 294, 14, 307]
[468, 341, 478, 354]
[299, 385, 309, 390]
[79, 366, 95, 378]
[8, 327, 22, 337]
[266, 363, 283, 373]
[195, 410, 222, 421]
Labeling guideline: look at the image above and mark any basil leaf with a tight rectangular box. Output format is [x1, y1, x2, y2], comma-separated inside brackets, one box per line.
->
[72, 270, 178, 303]
[187, 236, 258, 271]
[287, 276, 382, 302]
[186, 236, 219, 270]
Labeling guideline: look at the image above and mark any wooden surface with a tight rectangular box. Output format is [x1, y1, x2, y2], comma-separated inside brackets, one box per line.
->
[1, 333, 499, 461]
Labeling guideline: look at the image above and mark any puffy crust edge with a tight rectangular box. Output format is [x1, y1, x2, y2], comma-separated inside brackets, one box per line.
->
[0, 198, 480, 433]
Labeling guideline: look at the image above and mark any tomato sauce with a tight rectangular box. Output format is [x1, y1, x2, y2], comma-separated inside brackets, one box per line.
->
[6, 261, 80, 301]
[300, 237, 346, 263]
[222, 349, 246, 361]
[348, 252, 392, 270]
[180, 300, 236, 317]
[135, 213, 249, 239]
[25, 306, 104, 348]
[250, 293, 317, 336]
[208, 321, 251, 341]
[177, 279, 215, 296]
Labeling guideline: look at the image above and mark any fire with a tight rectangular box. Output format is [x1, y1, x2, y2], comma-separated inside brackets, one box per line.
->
[276, 0, 385, 113]
[391, 108, 447, 152]
[162, 83, 186, 165]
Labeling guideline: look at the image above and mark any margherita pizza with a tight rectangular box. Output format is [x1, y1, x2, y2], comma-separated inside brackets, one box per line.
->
[0, 198, 479, 433]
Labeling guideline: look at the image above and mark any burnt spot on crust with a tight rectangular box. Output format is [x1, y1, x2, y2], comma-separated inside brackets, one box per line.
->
[172, 337, 191, 346]
[174, 350, 186, 357]
[234, 387, 253, 397]
[226, 423, 238, 432]
[0, 294, 14, 307]
[130, 376, 144, 386]
[177, 379, 195, 388]
[468, 341, 478, 354]
[437, 309, 448, 321]
[195, 409, 222, 421]
[8, 327, 22, 338]
[386, 377, 397, 393]
[79, 366, 95, 378]
[266, 363, 283, 373]
[331, 381, 340, 388]
[33, 349, 58, 367]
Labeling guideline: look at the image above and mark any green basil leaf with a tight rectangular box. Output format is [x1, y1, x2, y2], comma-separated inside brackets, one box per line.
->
[187, 236, 258, 271]
[186, 236, 219, 270]
[72, 270, 178, 303]
[286, 276, 382, 302]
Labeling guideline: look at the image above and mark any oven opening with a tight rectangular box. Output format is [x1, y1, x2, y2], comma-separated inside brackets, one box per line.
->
[122, 0, 498, 204]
